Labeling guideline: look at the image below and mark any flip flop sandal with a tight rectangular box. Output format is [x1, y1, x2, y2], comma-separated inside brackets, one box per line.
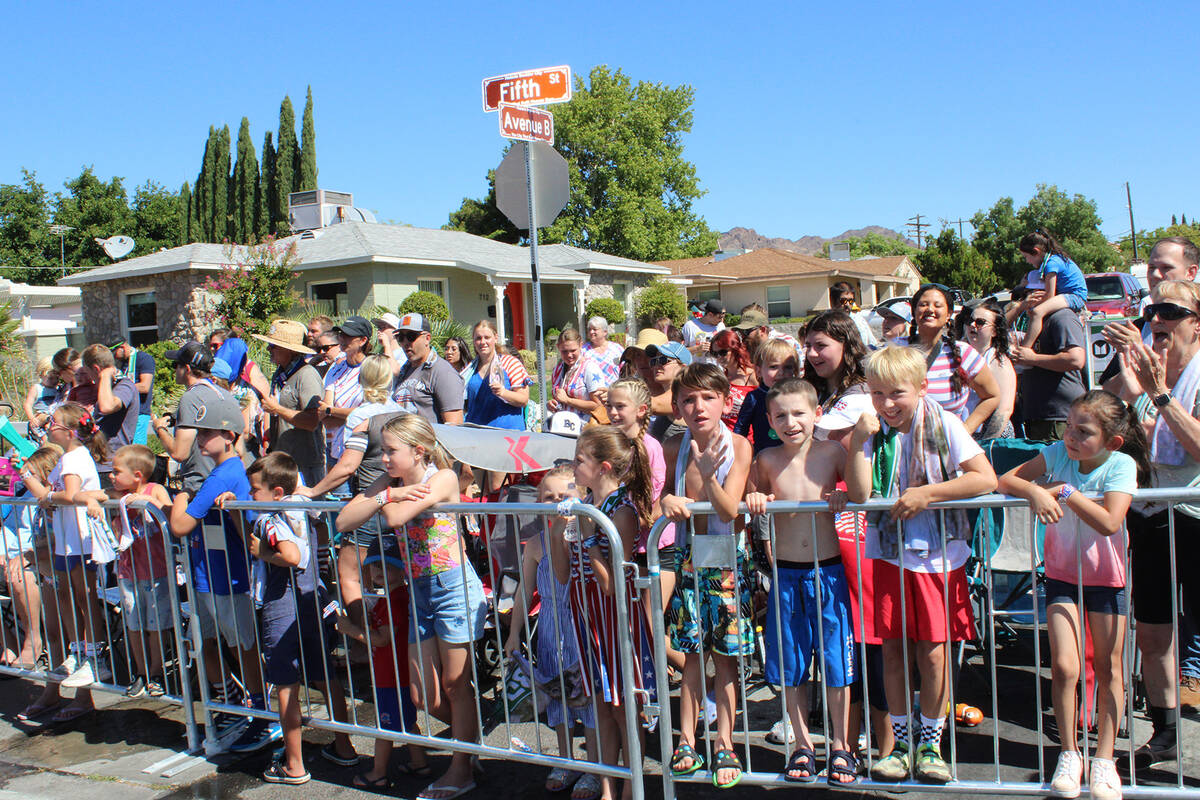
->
[17, 700, 62, 722]
[545, 767, 582, 792]
[571, 773, 601, 800]
[826, 748, 860, 786]
[262, 760, 311, 785]
[320, 742, 360, 767]
[669, 743, 704, 776]
[784, 746, 818, 783]
[711, 749, 743, 790]
[352, 773, 391, 789]
[396, 760, 434, 777]
[50, 704, 92, 724]
[417, 781, 477, 800]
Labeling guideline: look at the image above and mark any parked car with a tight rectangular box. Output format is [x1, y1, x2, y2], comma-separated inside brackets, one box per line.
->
[1085, 272, 1147, 318]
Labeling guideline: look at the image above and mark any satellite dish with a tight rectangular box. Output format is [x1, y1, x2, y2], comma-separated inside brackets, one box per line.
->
[95, 235, 135, 260]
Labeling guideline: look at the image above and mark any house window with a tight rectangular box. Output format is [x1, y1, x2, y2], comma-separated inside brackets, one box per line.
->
[122, 290, 157, 347]
[766, 286, 791, 319]
[308, 281, 348, 314]
[611, 281, 631, 334]
[695, 289, 721, 304]
[418, 278, 447, 299]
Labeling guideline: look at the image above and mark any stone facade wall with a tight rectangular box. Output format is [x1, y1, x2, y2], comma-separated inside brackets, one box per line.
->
[80, 271, 219, 346]
[583, 269, 658, 332]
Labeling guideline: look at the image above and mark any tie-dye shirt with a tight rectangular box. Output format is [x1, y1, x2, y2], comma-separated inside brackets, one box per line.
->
[394, 465, 461, 579]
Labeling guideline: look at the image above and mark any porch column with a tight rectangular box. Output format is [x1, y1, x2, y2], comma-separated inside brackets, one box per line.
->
[574, 282, 588, 331]
[491, 281, 508, 344]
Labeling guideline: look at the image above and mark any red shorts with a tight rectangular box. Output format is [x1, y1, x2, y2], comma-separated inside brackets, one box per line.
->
[873, 561, 974, 643]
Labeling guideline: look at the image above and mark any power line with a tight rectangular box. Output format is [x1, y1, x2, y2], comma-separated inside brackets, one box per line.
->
[906, 214, 930, 249]
[946, 218, 971, 240]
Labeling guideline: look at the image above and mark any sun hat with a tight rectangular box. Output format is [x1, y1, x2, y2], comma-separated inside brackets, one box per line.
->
[251, 319, 315, 355]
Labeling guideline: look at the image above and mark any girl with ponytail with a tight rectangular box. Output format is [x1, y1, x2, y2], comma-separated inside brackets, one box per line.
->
[907, 284, 1002, 436]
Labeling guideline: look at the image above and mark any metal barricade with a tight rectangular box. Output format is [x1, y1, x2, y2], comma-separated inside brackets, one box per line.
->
[0, 496, 201, 774]
[644, 490, 1200, 799]
[205, 498, 647, 799]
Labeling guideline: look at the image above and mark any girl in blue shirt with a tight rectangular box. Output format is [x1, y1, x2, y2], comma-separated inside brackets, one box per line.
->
[1019, 228, 1088, 347]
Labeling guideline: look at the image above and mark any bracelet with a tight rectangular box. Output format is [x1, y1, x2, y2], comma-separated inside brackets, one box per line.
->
[1058, 484, 1076, 503]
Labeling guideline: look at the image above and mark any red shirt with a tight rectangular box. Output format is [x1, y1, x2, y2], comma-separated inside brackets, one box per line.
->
[722, 383, 755, 432]
[369, 585, 410, 689]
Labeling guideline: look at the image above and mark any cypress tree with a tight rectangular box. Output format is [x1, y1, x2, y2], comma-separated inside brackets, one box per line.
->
[1184, 213, 1190, 226]
[179, 181, 192, 244]
[212, 125, 231, 240]
[1173, 214, 1178, 226]
[275, 96, 298, 234]
[196, 126, 216, 240]
[260, 131, 276, 237]
[231, 117, 259, 242]
[298, 86, 318, 191]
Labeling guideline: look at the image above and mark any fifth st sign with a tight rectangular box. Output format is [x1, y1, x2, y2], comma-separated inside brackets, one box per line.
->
[482, 65, 571, 112]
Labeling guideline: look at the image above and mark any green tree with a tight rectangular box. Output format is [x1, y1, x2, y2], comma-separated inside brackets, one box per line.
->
[260, 130, 276, 237]
[1117, 221, 1200, 262]
[585, 297, 625, 324]
[211, 125, 231, 240]
[397, 290, 450, 321]
[447, 65, 718, 261]
[130, 181, 182, 255]
[816, 231, 918, 259]
[298, 86, 317, 191]
[970, 183, 1122, 288]
[0, 170, 55, 285]
[274, 96, 297, 234]
[205, 235, 301, 334]
[634, 277, 687, 327]
[51, 167, 134, 270]
[195, 127, 216, 240]
[231, 117, 259, 243]
[445, 170, 519, 243]
[915, 229, 1000, 296]
[178, 181, 192, 243]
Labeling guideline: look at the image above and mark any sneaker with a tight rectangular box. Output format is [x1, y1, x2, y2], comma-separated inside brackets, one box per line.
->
[61, 659, 111, 689]
[1181, 675, 1200, 714]
[870, 742, 911, 782]
[913, 743, 952, 784]
[146, 675, 166, 698]
[125, 675, 147, 699]
[51, 653, 79, 678]
[765, 718, 796, 744]
[228, 718, 284, 753]
[212, 712, 249, 740]
[1049, 750, 1082, 798]
[1089, 757, 1122, 800]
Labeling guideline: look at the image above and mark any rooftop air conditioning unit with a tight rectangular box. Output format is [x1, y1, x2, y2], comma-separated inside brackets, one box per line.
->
[829, 241, 851, 262]
[288, 189, 355, 232]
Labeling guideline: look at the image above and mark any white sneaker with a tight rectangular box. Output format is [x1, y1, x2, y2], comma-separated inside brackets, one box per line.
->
[52, 653, 79, 678]
[61, 659, 112, 689]
[1089, 757, 1122, 800]
[1049, 750, 1082, 798]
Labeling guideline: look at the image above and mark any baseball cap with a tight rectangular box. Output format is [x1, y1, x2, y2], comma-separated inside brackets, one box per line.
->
[645, 341, 693, 365]
[106, 336, 128, 350]
[547, 411, 582, 438]
[372, 312, 401, 330]
[332, 315, 372, 338]
[396, 313, 431, 333]
[164, 341, 214, 372]
[177, 393, 243, 433]
[733, 309, 769, 331]
[875, 301, 913, 323]
[363, 536, 406, 571]
[702, 298, 726, 316]
[210, 359, 234, 381]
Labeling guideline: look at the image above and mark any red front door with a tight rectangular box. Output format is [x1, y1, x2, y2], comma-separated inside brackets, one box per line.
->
[504, 282, 526, 350]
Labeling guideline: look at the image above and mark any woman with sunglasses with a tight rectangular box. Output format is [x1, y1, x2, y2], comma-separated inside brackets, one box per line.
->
[906, 284, 1001, 435]
[1108, 279, 1200, 771]
[709, 329, 757, 430]
[958, 299, 1016, 440]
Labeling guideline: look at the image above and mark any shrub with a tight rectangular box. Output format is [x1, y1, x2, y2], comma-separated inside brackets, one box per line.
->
[398, 290, 449, 321]
[430, 317, 470, 355]
[545, 327, 561, 350]
[610, 332, 627, 346]
[635, 278, 687, 328]
[724, 314, 741, 328]
[584, 297, 625, 326]
[517, 349, 537, 375]
[205, 236, 301, 336]
[142, 340, 182, 416]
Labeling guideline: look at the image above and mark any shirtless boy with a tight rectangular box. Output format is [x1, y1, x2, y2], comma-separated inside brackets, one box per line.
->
[746, 378, 858, 786]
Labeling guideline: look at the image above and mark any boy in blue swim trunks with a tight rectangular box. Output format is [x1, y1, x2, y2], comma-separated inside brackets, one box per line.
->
[662, 364, 754, 789]
[745, 378, 859, 786]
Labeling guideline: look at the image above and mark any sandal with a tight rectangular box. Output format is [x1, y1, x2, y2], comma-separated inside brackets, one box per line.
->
[545, 767, 582, 792]
[262, 760, 311, 785]
[711, 749, 743, 789]
[352, 773, 391, 789]
[17, 700, 61, 722]
[571, 773, 601, 800]
[396, 760, 433, 777]
[669, 743, 704, 776]
[826, 748, 860, 786]
[784, 746, 818, 783]
[50, 704, 93, 724]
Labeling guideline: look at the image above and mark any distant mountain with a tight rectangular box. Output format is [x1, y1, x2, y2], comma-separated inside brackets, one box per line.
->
[719, 225, 913, 256]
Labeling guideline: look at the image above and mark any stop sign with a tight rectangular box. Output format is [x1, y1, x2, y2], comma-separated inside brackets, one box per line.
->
[495, 142, 569, 231]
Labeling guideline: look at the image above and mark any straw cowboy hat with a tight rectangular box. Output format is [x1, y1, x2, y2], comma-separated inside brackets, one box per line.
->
[251, 319, 315, 355]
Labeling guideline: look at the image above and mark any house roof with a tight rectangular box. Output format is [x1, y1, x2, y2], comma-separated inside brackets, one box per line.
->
[655, 249, 920, 284]
[58, 222, 667, 287]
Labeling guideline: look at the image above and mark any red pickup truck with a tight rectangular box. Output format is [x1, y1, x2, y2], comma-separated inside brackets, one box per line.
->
[1085, 272, 1147, 318]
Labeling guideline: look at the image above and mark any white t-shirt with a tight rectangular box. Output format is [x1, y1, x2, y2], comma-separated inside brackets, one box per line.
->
[815, 385, 875, 439]
[682, 318, 725, 363]
[862, 403, 983, 573]
[48, 446, 102, 557]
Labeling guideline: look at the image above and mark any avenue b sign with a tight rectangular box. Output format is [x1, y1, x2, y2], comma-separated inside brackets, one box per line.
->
[499, 104, 554, 143]
[482, 65, 571, 112]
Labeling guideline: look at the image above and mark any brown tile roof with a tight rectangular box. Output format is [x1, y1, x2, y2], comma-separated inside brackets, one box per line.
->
[655, 249, 919, 281]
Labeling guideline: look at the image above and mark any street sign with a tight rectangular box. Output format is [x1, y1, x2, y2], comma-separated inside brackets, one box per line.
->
[495, 142, 569, 231]
[482, 65, 571, 112]
[499, 104, 554, 144]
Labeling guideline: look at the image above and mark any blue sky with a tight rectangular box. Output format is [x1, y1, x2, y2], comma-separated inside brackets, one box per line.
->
[2, 1, 1191, 245]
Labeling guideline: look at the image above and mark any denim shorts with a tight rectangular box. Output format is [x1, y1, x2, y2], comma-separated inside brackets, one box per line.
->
[53, 554, 97, 573]
[409, 564, 487, 645]
[1064, 292, 1086, 312]
[1043, 577, 1126, 616]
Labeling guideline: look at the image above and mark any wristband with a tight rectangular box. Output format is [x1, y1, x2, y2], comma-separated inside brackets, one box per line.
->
[374, 490, 388, 508]
[1057, 484, 1076, 503]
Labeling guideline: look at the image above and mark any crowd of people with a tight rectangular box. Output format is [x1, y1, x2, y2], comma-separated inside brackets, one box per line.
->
[1, 232, 1199, 800]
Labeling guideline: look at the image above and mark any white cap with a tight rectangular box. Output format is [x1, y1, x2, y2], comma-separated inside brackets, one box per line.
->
[372, 312, 402, 330]
[547, 411, 582, 438]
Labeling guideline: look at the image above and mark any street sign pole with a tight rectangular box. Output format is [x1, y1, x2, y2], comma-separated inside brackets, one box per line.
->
[524, 143, 549, 426]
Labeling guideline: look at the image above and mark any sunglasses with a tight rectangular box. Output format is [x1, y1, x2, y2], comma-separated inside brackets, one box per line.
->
[967, 318, 993, 328]
[1143, 302, 1198, 322]
[711, 349, 731, 359]
[396, 331, 424, 343]
[316, 344, 337, 352]
[649, 355, 679, 367]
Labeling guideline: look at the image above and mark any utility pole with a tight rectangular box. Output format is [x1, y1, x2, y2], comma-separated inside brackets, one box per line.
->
[48, 225, 74, 277]
[1126, 182, 1139, 261]
[907, 214, 930, 249]
[947, 218, 970, 240]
